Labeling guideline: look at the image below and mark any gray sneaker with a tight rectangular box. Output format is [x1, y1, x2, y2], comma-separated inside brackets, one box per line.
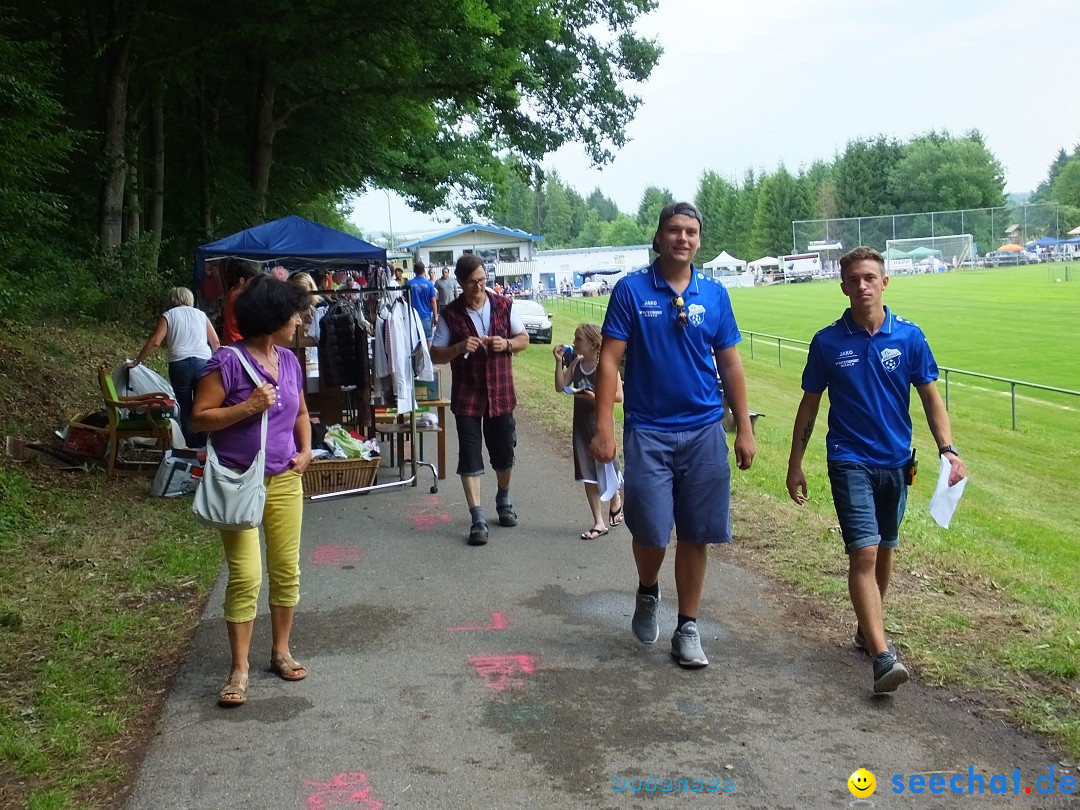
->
[631, 590, 660, 644]
[670, 621, 709, 668]
[854, 625, 896, 656]
[873, 652, 909, 693]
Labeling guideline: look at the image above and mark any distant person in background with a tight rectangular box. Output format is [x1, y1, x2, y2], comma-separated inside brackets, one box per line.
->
[786, 245, 967, 694]
[128, 286, 220, 448]
[435, 266, 459, 311]
[406, 261, 438, 342]
[222, 264, 257, 345]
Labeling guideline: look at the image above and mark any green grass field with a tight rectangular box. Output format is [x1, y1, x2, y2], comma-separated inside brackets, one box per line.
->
[515, 264, 1080, 755]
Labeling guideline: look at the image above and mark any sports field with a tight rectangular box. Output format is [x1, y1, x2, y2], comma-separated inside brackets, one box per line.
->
[515, 264, 1080, 754]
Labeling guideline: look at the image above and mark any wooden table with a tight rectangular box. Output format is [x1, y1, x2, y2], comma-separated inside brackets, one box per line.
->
[374, 398, 449, 480]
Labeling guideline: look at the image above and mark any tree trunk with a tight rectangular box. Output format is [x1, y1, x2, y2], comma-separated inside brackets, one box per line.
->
[123, 101, 141, 242]
[250, 60, 279, 224]
[98, 0, 135, 251]
[99, 43, 131, 250]
[197, 86, 217, 241]
[147, 94, 165, 268]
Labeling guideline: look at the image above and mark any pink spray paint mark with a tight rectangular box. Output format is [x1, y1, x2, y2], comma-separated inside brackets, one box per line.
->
[310, 545, 361, 566]
[449, 612, 509, 632]
[305, 772, 383, 810]
[411, 513, 453, 531]
[468, 654, 536, 691]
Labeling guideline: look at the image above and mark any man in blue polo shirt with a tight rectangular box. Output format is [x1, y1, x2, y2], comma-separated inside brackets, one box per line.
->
[590, 201, 756, 668]
[786, 245, 967, 693]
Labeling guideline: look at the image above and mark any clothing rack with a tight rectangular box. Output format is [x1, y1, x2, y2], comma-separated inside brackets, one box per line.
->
[304, 286, 438, 499]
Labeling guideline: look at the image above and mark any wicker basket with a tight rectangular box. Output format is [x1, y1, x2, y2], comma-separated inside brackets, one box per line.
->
[302, 457, 379, 497]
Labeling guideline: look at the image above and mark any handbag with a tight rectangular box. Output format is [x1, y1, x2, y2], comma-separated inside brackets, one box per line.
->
[191, 346, 268, 531]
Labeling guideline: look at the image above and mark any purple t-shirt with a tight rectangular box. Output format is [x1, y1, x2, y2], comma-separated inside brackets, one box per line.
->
[201, 345, 303, 475]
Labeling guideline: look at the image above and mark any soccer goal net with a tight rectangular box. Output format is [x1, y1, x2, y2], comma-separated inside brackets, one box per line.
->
[884, 234, 974, 274]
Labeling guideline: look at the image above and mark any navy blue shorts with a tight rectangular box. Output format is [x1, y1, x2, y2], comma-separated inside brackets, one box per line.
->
[623, 421, 732, 548]
[419, 316, 433, 339]
[828, 461, 908, 553]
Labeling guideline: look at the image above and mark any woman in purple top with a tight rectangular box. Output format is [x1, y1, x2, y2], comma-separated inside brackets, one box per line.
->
[192, 276, 313, 707]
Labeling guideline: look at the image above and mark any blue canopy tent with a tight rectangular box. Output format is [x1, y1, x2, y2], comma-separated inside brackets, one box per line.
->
[193, 215, 387, 288]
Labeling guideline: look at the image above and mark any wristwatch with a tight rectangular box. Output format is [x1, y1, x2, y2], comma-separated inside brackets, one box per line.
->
[938, 444, 959, 457]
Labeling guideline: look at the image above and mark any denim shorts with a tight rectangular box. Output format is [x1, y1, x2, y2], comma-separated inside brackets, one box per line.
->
[827, 461, 908, 553]
[623, 421, 731, 547]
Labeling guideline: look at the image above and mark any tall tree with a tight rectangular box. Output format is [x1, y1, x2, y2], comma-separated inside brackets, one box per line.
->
[833, 136, 904, 217]
[541, 173, 573, 247]
[731, 169, 759, 259]
[751, 165, 807, 258]
[694, 170, 735, 262]
[887, 131, 1005, 213]
[1031, 147, 1072, 202]
[602, 214, 648, 247]
[586, 187, 620, 222]
[635, 186, 674, 229]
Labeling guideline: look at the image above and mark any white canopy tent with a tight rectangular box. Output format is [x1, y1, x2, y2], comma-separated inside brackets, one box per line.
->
[703, 251, 747, 275]
[748, 256, 780, 269]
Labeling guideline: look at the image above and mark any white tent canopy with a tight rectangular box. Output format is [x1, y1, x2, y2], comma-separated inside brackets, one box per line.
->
[748, 255, 780, 269]
[703, 251, 746, 274]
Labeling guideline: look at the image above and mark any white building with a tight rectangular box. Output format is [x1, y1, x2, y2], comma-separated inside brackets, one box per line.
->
[533, 244, 652, 293]
[399, 224, 542, 287]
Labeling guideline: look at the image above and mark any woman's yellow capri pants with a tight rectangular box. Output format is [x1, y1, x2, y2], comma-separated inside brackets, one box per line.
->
[220, 469, 304, 623]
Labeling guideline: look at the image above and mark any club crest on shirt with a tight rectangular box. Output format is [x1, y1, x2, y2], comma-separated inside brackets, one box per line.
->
[880, 347, 902, 372]
[688, 303, 706, 326]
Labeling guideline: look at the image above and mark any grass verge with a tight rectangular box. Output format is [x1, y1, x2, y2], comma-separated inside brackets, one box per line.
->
[0, 319, 222, 809]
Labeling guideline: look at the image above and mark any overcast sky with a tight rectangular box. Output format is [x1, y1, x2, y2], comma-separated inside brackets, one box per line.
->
[349, 0, 1078, 239]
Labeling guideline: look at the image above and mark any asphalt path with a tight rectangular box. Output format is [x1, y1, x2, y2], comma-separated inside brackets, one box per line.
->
[126, 409, 1077, 809]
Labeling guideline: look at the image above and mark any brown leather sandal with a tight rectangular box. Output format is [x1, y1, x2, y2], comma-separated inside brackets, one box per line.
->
[218, 670, 249, 707]
[270, 650, 308, 681]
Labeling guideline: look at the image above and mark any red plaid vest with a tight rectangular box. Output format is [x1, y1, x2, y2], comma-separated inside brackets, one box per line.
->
[441, 294, 517, 417]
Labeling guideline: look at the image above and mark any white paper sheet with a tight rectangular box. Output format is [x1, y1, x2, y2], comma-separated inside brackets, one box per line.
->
[928, 455, 967, 528]
[596, 460, 622, 503]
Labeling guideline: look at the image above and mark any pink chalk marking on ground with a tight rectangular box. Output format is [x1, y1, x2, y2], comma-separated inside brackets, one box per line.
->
[468, 654, 536, 691]
[448, 612, 510, 632]
[309, 545, 361, 566]
[425, 495, 441, 506]
[411, 513, 453, 531]
[304, 772, 383, 810]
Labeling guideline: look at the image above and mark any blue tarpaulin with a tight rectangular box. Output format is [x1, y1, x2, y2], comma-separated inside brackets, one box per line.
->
[193, 215, 387, 287]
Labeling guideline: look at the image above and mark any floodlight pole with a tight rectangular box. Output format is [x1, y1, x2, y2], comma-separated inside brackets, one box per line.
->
[385, 189, 395, 250]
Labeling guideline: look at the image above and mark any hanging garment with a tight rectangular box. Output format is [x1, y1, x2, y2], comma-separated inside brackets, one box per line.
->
[318, 300, 370, 388]
[374, 298, 433, 412]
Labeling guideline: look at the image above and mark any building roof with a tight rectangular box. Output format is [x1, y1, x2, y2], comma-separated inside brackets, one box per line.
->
[536, 244, 650, 256]
[399, 223, 543, 250]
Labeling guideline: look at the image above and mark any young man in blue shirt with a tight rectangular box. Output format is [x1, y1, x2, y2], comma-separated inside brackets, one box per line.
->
[786, 245, 967, 693]
[406, 261, 438, 343]
[590, 202, 756, 668]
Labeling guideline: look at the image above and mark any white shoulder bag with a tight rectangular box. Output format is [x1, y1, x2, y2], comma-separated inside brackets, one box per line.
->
[192, 346, 269, 531]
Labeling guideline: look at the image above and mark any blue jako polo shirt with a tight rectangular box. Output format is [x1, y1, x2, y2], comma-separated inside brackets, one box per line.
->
[406, 276, 436, 320]
[602, 262, 743, 432]
[802, 307, 938, 468]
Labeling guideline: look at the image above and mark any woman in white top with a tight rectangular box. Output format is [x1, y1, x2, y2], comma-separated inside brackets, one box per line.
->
[128, 287, 220, 447]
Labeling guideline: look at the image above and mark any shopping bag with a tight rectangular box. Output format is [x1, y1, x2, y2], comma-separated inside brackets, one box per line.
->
[150, 449, 205, 497]
[115, 363, 176, 401]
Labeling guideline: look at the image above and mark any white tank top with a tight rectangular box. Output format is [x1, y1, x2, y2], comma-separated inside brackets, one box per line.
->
[162, 306, 212, 362]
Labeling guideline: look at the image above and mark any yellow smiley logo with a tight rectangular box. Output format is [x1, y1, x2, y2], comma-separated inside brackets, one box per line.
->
[847, 768, 876, 798]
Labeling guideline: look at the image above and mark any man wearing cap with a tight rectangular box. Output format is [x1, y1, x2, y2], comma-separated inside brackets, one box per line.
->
[590, 201, 756, 668]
